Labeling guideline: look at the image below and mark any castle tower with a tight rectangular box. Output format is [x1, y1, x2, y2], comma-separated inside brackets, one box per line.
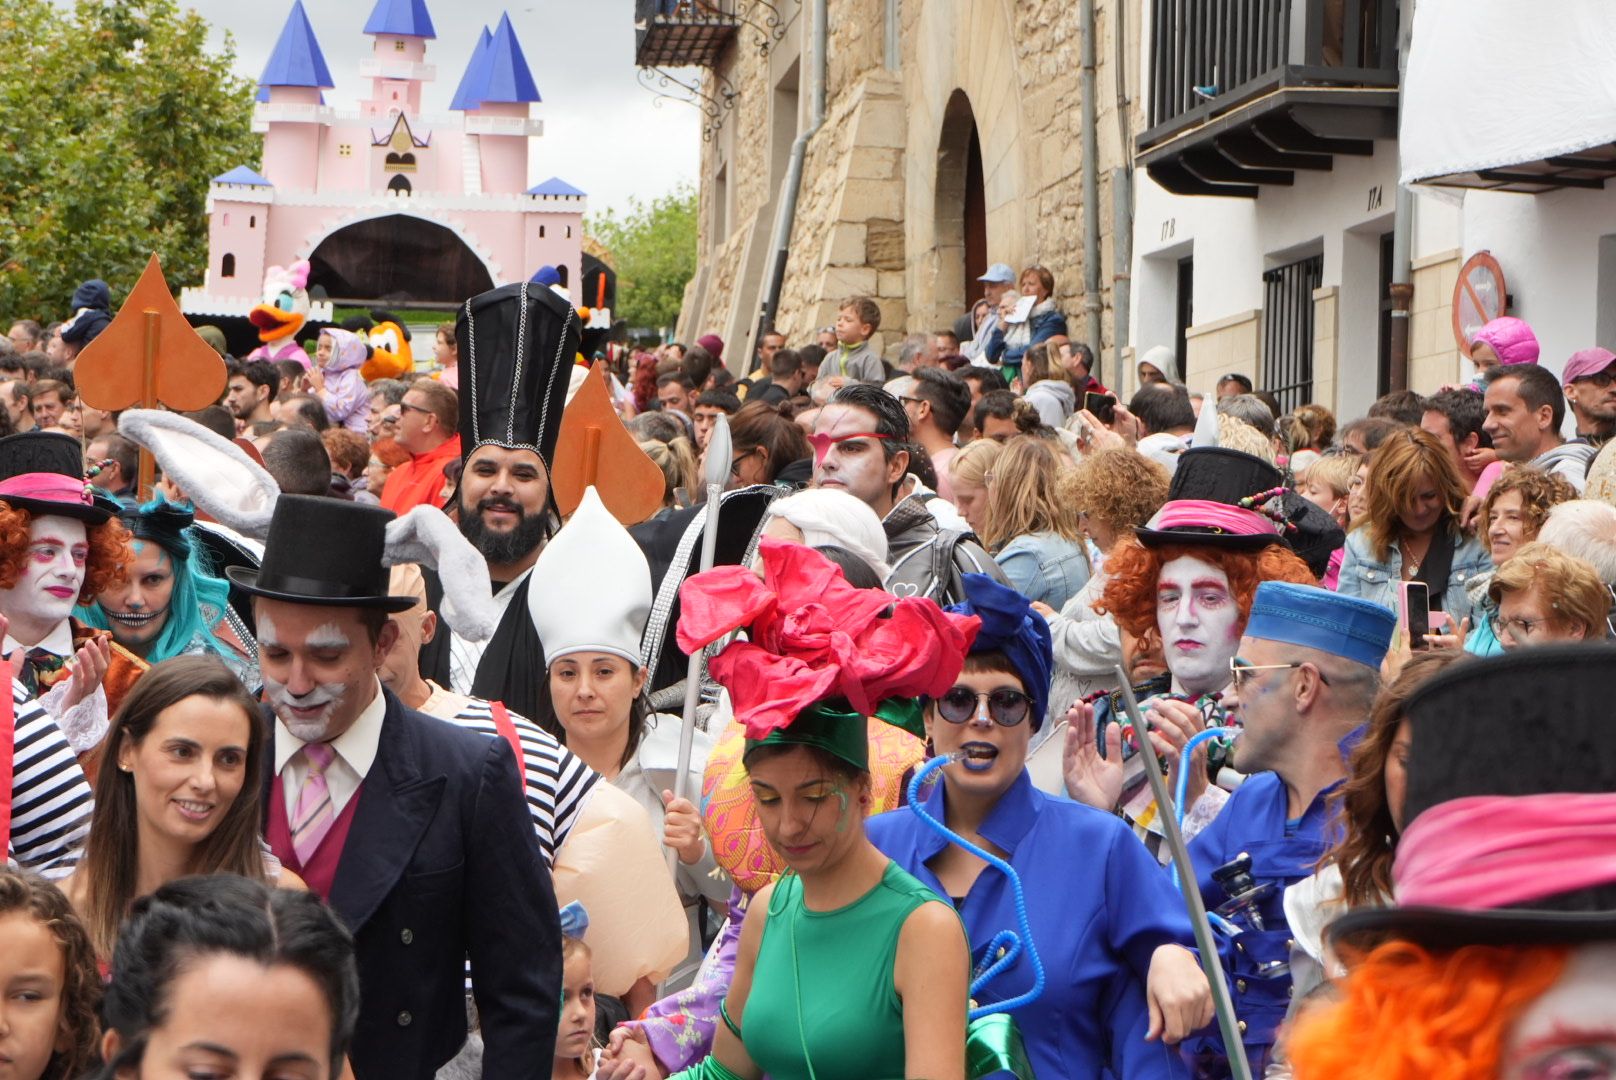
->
[256, 0, 333, 192]
[360, 0, 436, 119]
[453, 13, 542, 197]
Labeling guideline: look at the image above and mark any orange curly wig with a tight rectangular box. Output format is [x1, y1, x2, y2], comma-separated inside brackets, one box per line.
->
[1287, 939, 1569, 1080]
[1097, 537, 1316, 639]
[0, 503, 131, 603]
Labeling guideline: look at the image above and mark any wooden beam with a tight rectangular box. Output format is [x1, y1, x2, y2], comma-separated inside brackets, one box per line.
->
[1182, 147, 1294, 186]
[1216, 130, 1333, 172]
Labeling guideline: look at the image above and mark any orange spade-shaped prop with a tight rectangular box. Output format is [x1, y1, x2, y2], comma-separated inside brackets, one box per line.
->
[75, 255, 228, 497]
[552, 361, 665, 525]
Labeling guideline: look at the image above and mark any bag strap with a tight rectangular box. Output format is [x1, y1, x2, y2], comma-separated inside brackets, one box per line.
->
[929, 528, 967, 603]
[488, 701, 525, 784]
[0, 687, 14, 858]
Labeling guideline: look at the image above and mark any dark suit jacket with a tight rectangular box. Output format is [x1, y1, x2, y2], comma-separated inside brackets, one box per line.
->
[264, 689, 560, 1079]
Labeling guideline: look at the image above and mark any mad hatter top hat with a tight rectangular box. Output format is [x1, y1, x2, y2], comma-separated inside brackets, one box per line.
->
[1134, 447, 1287, 551]
[0, 431, 114, 524]
[1332, 645, 1616, 952]
[226, 495, 415, 612]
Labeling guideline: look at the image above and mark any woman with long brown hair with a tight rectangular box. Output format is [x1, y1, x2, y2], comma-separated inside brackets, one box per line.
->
[979, 435, 1088, 607]
[725, 400, 812, 490]
[64, 654, 302, 961]
[1337, 427, 1491, 627]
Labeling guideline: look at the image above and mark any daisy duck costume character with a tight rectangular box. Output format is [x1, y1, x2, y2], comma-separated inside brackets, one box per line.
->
[246, 261, 315, 366]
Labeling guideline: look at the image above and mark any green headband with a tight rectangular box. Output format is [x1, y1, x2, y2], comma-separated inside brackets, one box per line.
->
[743, 697, 924, 774]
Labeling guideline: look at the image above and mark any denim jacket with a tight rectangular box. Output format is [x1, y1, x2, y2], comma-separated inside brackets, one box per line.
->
[995, 530, 1091, 608]
[1336, 527, 1492, 627]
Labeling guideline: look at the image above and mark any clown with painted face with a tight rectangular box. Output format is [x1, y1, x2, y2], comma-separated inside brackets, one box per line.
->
[78, 497, 258, 690]
[1287, 645, 1616, 1080]
[0, 431, 145, 756]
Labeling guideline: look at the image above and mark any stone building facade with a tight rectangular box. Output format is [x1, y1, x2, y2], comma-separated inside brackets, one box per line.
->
[667, 0, 1142, 378]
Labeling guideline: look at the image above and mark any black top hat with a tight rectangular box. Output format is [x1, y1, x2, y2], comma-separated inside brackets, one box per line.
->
[0, 431, 114, 523]
[454, 281, 580, 470]
[1332, 645, 1616, 951]
[225, 495, 414, 611]
[1135, 447, 1288, 551]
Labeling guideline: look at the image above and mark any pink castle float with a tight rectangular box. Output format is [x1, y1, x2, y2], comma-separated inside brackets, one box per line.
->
[182, 0, 586, 332]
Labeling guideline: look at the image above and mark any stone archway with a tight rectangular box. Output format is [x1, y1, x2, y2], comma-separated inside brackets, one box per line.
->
[306, 214, 495, 305]
[935, 90, 988, 329]
[905, 0, 1029, 333]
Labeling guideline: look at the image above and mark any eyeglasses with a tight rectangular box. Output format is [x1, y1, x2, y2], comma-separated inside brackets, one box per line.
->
[1574, 370, 1616, 388]
[1490, 614, 1551, 641]
[729, 446, 759, 477]
[936, 686, 1032, 727]
[397, 401, 432, 416]
[1228, 657, 1330, 690]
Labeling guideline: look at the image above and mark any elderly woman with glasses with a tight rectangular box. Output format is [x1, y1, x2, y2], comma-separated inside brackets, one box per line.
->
[867, 574, 1209, 1080]
[1486, 542, 1612, 648]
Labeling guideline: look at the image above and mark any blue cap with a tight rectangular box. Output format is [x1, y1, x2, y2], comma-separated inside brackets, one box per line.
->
[945, 574, 1054, 731]
[530, 265, 561, 287]
[977, 262, 1016, 284]
[1246, 582, 1396, 670]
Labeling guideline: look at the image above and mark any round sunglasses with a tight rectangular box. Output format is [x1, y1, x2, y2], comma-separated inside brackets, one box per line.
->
[936, 686, 1032, 727]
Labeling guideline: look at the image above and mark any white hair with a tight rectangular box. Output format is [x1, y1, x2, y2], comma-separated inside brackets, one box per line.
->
[764, 488, 891, 580]
[1537, 500, 1616, 585]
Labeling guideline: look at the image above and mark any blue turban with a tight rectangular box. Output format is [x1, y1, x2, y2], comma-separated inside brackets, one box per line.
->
[946, 574, 1055, 730]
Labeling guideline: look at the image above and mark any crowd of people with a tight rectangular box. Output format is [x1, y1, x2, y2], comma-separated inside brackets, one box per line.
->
[0, 260, 1612, 1080]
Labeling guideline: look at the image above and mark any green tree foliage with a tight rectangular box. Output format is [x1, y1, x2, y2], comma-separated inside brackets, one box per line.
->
[586, 184, 697, 333]
[0, 0, 258, 320]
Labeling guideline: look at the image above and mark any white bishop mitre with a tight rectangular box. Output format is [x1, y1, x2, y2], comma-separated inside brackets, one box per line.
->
[526, 486, 653, 668]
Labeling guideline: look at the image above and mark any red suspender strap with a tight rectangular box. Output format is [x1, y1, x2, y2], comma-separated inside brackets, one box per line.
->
[0, 688, 14, 857]
[489, 701, 525, 783]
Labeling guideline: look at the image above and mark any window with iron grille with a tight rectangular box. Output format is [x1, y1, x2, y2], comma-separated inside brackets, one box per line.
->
[1262, 253, 1324, 413]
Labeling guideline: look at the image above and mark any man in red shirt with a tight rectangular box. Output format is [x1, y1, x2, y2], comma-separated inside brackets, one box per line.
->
[381, 378, 461, 513]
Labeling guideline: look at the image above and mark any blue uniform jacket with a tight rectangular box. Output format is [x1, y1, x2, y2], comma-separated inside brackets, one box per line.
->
[1181, 735, 1355, 1076]
[869, 770, 1194, 1080]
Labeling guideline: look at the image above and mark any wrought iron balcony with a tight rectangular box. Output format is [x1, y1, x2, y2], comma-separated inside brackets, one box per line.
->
[1139, 0, 1400, 197]
[635, 0, 739, 69]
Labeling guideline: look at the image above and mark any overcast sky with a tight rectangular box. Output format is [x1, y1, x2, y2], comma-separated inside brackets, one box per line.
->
[162, 0, 701, 217]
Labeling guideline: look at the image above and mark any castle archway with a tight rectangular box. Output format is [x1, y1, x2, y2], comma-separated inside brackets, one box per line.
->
[306, 213, 495, 305]
[934, 90, 988, 326]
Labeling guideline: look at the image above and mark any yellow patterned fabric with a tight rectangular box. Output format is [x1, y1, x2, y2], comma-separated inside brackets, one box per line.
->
[700, 711, 925, 895]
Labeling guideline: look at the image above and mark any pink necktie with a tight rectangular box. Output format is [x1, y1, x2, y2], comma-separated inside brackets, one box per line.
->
[291, 742, 337, 865]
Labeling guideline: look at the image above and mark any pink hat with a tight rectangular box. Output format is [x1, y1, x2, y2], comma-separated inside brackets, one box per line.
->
[1562, 347, 1616, 385]
[1471, 316, 1539, 365]
[696, 333, 725, 361]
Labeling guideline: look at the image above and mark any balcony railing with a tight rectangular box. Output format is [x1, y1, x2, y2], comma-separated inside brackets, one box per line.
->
[635, 0, 739, 68]
[1146, 0, 1398, 138]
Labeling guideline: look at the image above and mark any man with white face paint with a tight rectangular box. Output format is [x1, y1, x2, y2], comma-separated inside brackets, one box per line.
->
[1287, 646, 1616, 1080]
[813, 382, 1004, 605]
[0, 431, 141, 751]
[231, 494, 561, 1080]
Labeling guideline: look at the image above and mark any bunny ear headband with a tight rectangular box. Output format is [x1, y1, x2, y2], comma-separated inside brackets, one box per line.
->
[117, 410, 499, 641]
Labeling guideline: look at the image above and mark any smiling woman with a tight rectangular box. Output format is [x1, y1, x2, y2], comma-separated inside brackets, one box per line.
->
[64, 655, 298, 963]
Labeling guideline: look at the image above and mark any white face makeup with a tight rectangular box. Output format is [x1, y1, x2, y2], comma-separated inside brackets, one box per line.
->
[0, 514, 88, 644]
[256, 612, 355, 741]
[1502, 943, 1616, 1080]
[1156, 554, 1242, 697]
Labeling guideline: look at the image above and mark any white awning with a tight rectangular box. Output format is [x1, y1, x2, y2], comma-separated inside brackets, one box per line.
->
[1400, 0, 1616, 186]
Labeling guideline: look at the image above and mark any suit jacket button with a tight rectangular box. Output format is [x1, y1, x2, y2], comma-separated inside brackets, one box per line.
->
[401, 928, 414, 945]
[1238, 1020, 1248, 1034]
[1236, 979, 1247, 993]
[397, 1011, 413, 1027]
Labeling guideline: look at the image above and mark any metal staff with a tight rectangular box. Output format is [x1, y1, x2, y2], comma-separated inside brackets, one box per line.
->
[672, 413, 732, 815]
[1112, 666, 1254, 1080]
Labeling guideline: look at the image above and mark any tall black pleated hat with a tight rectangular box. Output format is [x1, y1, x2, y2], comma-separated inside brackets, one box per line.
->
[454, 281, 580, 469]
[1332, 645, 1616, 951]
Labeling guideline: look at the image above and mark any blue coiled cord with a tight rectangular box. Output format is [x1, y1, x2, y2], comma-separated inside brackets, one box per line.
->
[1170, 726, 1240, 891]
[906, 754, 1045, 1020]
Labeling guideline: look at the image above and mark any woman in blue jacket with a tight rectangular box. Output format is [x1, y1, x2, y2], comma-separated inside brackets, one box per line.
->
[867, 574, 1210, 1080]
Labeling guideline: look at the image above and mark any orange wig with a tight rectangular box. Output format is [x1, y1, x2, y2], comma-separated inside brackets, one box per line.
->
[0, 503, 131, 603]
[1287, 939, 1569, 1080]
[1097, 537, 1316, 639]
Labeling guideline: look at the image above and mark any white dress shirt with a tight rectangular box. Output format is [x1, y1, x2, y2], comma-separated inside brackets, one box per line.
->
[275, 677, 388, 817]
[448, 569, 531, 695]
